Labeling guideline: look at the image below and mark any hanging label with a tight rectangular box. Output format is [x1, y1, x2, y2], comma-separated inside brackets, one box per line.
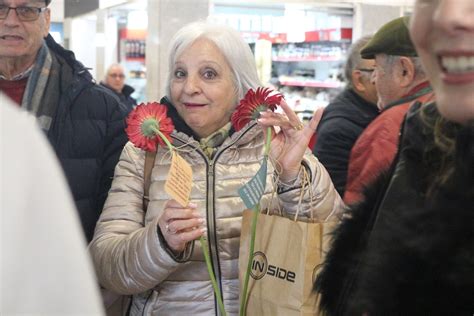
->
[164, 152, 193, 207]
[238, 159, 268, 209]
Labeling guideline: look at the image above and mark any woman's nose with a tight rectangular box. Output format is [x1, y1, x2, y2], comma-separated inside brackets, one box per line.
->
[183, 74, 201, 95]
[434, 0, 474, 35]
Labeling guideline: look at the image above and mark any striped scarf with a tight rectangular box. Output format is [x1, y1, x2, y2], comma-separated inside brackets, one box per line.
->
[21, 41, 58, 131]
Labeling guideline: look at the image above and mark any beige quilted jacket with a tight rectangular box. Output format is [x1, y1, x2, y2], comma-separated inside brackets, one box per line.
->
[89, 122, 343, 316]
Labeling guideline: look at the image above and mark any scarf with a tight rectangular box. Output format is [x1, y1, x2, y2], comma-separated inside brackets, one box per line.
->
[199, 122, 231, 158]
[21, 41, 60, 131]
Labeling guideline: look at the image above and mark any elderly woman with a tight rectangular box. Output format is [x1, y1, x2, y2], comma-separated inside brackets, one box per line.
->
[90, 21, 342, 315]
[315, 0, 474, 314]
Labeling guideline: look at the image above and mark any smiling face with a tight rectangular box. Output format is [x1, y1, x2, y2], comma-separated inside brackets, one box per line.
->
[170, 38, 237, 138]
[410, 0, 474, 123]
[0, 0, 50, 76]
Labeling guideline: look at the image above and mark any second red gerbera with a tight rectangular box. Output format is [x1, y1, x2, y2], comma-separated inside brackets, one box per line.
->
[125, 102, 175, 152]
[231, 87, 283, 131]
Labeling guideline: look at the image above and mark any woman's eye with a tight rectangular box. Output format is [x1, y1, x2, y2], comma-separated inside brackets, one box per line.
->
[203, 70, 217, 79]
[174, 70, 186, 78]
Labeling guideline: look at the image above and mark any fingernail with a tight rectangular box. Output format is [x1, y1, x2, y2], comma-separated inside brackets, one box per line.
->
[188, 203, 197, 208]
[200, 228, 207, 234]
[198, 218, 205, 224]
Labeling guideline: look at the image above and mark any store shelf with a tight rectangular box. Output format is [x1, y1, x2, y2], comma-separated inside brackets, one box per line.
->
[273, 56, 341, 62]
[279, 79, 342, 89]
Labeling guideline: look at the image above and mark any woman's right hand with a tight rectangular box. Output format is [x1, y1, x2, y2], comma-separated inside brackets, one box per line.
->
[158, 199, 207, 253]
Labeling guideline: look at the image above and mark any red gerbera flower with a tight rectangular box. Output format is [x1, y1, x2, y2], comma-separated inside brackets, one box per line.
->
[231, 87, 283, 131]
[125, 102, 175, 152]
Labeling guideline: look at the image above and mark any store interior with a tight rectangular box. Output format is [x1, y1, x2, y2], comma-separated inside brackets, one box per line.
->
[54, 0, 414, 118]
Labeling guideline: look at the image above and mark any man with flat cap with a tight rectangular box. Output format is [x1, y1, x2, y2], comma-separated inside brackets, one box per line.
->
[0, 0, 128, 242]
[343, 17, 434, 205]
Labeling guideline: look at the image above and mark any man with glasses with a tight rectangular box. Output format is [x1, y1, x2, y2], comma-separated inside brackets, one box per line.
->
[0, 0, 128, 242]
[344, 17, 434, 205]
[101, 63, 137, 112]
[312, 35, 379, 197]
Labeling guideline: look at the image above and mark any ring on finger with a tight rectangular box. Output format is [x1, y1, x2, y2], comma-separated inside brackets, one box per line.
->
[165, 223, 175, 234]
[293, 122, 304, 131]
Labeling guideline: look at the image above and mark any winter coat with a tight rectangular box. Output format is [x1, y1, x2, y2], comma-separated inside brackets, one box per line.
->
[344, 83, 434, 205]
[90, 98, 343, 316]
[100, 82, 137, 113]
[315, 101, 474, 315]
[312, 88, 379, 196]
[44, 35, 129, 242]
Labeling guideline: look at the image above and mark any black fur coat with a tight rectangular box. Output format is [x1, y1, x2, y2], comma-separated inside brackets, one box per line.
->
[315, 103, 474, 315]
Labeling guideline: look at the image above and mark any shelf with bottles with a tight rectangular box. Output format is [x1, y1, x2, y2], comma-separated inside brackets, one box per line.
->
[272, 41, 348, 62]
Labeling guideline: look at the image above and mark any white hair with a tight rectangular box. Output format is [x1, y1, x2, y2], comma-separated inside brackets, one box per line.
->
[165, 21, 261, 101]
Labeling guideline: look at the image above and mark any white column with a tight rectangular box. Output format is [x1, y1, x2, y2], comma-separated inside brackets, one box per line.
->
[352, 3, 402, 40]
[146, 0, 210, 102]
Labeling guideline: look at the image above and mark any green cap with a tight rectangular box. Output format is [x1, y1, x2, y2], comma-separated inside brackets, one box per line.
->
[360, 17, 417, 59]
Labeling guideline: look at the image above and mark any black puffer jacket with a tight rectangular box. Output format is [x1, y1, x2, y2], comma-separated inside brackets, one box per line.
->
[313, 88, 379, 196]
[45, 35, 129, 242]
[315, 102, 474, 315]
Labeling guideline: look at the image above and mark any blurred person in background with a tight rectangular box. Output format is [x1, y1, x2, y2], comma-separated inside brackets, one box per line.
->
[89, 21, 342, 315]
[1, 93, 104, 315]
[0, 0, 128, 242]
[344, 17, 434, 205]
[315, 1, 473, 314]
[101, 63, 137, 113]
[312, 35, 379, 197]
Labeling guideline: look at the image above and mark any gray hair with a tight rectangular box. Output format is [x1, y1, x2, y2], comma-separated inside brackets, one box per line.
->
[344, 35, 373, 89]
[384, 55, 426, 80]
[165, 21, 261, 101]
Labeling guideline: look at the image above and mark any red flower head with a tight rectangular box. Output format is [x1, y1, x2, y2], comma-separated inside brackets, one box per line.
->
[231, 87, 283, 131]
[125, 102, 175, 152]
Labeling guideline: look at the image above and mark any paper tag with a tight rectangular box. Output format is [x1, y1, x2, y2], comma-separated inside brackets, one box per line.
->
[164, 152, 193, 207]
[238, 158, 268, 209]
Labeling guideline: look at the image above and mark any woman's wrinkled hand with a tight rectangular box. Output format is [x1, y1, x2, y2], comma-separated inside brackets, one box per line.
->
[158, 199, 206, 253]
[257, 99, 323, 182]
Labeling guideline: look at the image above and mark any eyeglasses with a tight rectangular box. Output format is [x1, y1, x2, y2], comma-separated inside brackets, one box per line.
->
[0, 6, 47, 21]
[357, 68, 375, 73]
[109, 73, 125, 79]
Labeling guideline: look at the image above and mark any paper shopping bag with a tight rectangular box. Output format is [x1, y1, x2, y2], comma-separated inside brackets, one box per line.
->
[239, 209, 337, 316]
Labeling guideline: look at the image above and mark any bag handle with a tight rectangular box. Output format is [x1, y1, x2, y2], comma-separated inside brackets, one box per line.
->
[143, 150, 157, 211]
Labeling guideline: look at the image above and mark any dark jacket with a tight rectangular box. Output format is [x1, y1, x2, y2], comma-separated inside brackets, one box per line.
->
[100, 82, 137, 113]
[44, 34, 129, 242]
[315, 102, 474, 315]
[312, 88, 379, 196]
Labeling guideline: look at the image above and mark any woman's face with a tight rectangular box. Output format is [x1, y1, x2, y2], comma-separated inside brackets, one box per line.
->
[170, 38, 237, 138]
[410, 0, 474, 123]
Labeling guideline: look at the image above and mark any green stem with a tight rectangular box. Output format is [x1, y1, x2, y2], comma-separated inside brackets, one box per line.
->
[239, 204, 260, 316]
[200, 236, 227, 316]
[154, 128, 226, 315]
[154, 128, 174, 152]
[264, 126, 272, 156]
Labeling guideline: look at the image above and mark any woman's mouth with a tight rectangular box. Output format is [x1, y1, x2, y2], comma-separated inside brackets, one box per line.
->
[183, 102, 206, 108]
[439, 54, 474, 84]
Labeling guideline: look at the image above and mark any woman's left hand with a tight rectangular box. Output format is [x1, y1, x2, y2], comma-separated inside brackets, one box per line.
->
[257, 99, 323, 182]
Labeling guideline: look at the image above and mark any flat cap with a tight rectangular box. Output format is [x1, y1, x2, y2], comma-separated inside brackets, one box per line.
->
[361, 17, 417, 59]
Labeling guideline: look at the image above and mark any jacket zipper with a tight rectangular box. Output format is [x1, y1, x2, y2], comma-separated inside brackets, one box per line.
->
[171, 123, 257, 315]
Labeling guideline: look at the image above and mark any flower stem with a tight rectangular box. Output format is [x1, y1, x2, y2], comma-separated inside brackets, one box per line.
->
[155, 129, 174, 152]
[200, 236, 227, 316]
[239, 204, 260, 316]
[264, 127, 271, 156]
